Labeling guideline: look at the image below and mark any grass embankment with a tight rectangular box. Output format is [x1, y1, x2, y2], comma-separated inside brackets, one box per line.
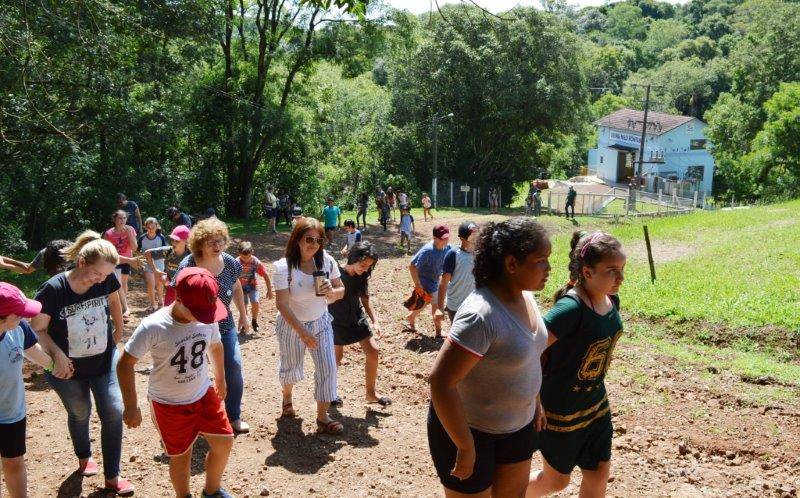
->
[537, 200, 800, 398]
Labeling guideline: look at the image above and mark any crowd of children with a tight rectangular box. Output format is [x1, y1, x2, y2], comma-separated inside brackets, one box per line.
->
[0, 188, 627, 498]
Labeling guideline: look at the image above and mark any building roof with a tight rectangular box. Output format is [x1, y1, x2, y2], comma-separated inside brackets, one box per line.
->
[595, 108, 697, 136]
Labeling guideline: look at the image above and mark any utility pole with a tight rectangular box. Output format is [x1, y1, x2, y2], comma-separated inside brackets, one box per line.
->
[636, 84, 651, 182]
[628, 83, 657, 213]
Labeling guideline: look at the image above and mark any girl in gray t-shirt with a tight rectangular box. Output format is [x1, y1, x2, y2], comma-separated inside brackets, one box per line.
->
[428, 217, 552, 496]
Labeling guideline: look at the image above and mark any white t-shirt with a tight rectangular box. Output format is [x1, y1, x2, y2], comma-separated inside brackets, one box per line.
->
[125, 307, 221, 405]
[273, 253, 340, 322]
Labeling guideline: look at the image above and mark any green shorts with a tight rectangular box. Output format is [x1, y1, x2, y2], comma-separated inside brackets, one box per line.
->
[539, 412, 612, 475]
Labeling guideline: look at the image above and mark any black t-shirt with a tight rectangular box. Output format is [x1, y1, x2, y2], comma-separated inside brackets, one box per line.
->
[328, 265, 369, 328]
[35, 272, 121, 379]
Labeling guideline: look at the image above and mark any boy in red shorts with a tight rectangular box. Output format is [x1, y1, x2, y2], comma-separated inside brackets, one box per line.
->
[117, 267, 234, 498]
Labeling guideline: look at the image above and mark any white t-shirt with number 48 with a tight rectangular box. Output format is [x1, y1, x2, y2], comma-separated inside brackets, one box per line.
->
[125, 307, 221, 405]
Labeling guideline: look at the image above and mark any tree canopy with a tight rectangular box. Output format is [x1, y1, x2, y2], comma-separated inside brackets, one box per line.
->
[2, 0, 800, 250]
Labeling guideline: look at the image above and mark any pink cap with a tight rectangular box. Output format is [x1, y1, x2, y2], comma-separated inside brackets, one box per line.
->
[0, 283, 42, 318]
[170, 225, 191, 241]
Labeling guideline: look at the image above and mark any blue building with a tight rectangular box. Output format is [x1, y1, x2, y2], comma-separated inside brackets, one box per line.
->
[587, 109, 715, 195]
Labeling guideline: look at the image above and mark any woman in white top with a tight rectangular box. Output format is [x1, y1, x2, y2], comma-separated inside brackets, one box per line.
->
[273, 217, 346, 434]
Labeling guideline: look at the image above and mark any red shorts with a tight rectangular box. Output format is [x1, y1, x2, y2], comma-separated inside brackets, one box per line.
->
[164, 286, 176, 305]
[150, 387, 233, 456]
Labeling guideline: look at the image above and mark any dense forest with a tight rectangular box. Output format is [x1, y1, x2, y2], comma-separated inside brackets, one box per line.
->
[2, 0, 799, 249]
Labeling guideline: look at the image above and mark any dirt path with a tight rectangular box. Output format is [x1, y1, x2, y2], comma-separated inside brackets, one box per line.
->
[22, 212, 800, 497]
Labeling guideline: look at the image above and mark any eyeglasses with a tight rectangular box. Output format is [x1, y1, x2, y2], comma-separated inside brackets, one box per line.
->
[304, 236, 324, 245]
[205, 238, 226, 248]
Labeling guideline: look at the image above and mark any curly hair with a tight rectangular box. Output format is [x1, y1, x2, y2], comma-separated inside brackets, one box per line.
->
[552, 230, 623, 301]
[473, 217, 550, 289]
[188, 217, 230, 257]
[43, 239, 71, 276]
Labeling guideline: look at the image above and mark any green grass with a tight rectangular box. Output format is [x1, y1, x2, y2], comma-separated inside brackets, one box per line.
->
[623, 322, 800, 387]
[599, 198, 670, 215]
[539, 199, 800, 330]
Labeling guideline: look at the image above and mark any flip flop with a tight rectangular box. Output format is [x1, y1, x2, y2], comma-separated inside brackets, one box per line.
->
[367, 396, 392, 407]
[316, 419, 344, 435]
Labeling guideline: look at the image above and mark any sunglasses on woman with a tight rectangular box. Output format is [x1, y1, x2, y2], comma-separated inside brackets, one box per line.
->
[304, 236, 325, 245]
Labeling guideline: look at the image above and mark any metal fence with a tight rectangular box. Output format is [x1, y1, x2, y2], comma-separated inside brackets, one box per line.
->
[432, 180, 495, 208]
[544, 190, 694, 218]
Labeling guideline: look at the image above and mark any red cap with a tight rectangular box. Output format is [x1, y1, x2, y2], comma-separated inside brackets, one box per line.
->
[174, 268, 228, 324]
[170, 225, 191, 242]
[432, 224, 450, 240]
[0, 283, 42, 318]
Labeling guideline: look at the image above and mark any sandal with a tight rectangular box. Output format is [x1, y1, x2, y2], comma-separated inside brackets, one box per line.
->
[280, 402, 296, 418]
[401, 322, 417, 332]
[316, 418, 344, 435]
[367, 396, 392, 407]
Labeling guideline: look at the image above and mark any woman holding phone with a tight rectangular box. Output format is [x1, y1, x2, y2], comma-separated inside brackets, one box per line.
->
[273, 217, 345, 434]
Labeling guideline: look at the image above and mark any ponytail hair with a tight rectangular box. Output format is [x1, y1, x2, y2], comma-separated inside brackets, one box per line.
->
[553, 230, 622, 301]
[62, 230, 119, 266]
[473, 217, 549, 289]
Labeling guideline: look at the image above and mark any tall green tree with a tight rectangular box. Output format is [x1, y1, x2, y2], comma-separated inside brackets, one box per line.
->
[389, 6, 588, 193]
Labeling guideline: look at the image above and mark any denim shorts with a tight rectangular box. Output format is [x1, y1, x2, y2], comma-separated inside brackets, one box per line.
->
[143, 258, 165, 274]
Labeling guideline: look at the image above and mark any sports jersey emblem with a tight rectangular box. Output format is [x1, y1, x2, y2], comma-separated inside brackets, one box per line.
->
[577, 331, 621, 381]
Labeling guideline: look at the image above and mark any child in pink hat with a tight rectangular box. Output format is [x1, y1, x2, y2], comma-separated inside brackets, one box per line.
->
[0, 283, 53, 496]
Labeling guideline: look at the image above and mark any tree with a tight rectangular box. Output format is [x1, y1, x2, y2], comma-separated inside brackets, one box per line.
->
[741, 82, 800, 195]
[704, 92, 762, 199]
[585, 43, 637, 95]
[389, 6, 588, 194]
[626, 58, 726, 117]
[211, 0, 371, 218]
[660, 36, 718, 62]
[606, 4, 648, 41]
[642, 19, 690, 66]
[728, 0, 800, 106]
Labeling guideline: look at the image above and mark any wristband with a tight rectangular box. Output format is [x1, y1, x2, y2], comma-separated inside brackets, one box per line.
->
[44, 361, 54, 373]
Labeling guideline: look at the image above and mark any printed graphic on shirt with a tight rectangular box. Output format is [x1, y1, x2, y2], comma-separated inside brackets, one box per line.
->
[577, 332, 621, 381]
[168, 331, 209, 384]
[6, 345, 23, 365]
[62, 297, 109, 358]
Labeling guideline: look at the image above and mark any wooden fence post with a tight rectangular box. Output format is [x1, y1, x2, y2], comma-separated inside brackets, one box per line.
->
[643, 225, 656, 283]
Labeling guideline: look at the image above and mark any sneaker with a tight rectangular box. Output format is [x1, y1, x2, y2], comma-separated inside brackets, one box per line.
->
[202, 488, 234, 498]
[104, 478, 135, 496]
[79, 457, 99, 477]
[251, 318, 259, 332]
[231, 419, 250, 434]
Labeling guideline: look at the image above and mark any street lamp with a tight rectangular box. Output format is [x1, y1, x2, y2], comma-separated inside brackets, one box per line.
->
[432, 112, 454, 209]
